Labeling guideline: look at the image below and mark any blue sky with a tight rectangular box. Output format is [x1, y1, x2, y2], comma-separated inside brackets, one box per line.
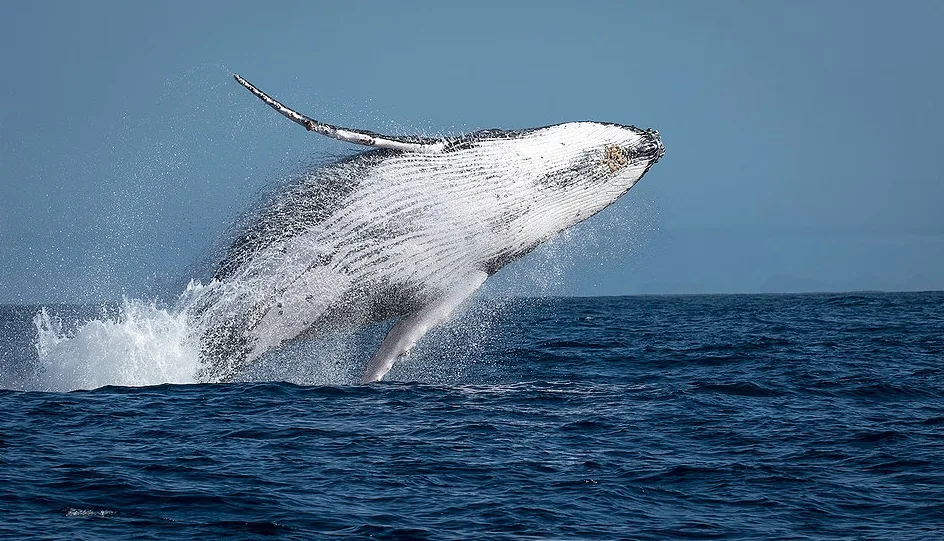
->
[2, 1, 943, 303]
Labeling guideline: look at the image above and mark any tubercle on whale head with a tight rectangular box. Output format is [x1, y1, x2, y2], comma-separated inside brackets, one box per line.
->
[609, 125, 664, 167]
[598, 125, 664, 191]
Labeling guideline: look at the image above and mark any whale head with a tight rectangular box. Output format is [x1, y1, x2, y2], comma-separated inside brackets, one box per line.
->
[471, 121, 662, 242]
[449, 121, 663, 274]
[527, 121, 663, 194]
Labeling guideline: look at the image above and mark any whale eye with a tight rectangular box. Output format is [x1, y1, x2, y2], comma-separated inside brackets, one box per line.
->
[603, 145, 629, 172]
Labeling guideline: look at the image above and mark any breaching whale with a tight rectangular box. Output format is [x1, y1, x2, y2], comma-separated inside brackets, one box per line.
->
[188, 74, 664, 383]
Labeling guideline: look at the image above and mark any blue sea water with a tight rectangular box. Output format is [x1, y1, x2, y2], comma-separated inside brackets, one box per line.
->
[1, 292, 942, 539]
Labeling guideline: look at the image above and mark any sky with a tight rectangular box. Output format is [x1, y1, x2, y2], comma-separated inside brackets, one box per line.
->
[1, 0, 943, 303]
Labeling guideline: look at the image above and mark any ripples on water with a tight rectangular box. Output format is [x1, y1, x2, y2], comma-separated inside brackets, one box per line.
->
[1, 292, 942, 539]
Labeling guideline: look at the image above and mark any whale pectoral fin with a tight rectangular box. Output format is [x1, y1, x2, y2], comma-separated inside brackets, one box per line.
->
[361, 271, 489, 383]
[234, 74, 447, 154]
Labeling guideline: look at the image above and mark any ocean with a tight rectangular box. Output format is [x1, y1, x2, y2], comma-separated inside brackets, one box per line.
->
[0, 292, 942, 539]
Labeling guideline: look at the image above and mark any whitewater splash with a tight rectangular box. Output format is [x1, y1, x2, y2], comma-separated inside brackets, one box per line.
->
[33, 298, 200, 392]
[30, 280, 506, 391]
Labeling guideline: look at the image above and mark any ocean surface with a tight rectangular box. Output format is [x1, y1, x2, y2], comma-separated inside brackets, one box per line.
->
[1, 292, 942, 539]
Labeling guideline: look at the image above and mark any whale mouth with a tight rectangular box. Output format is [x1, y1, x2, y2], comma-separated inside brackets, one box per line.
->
[634, 129, 664, 163]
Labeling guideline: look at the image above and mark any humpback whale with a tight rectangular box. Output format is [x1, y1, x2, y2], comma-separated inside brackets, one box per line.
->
[188, 74, 664, 383]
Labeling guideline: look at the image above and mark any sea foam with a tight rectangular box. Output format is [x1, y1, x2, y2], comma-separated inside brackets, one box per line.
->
[33, 298, 200, 392]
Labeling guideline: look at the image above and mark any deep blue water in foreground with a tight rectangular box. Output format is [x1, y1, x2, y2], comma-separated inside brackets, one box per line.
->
[1, 292, 943, 539]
